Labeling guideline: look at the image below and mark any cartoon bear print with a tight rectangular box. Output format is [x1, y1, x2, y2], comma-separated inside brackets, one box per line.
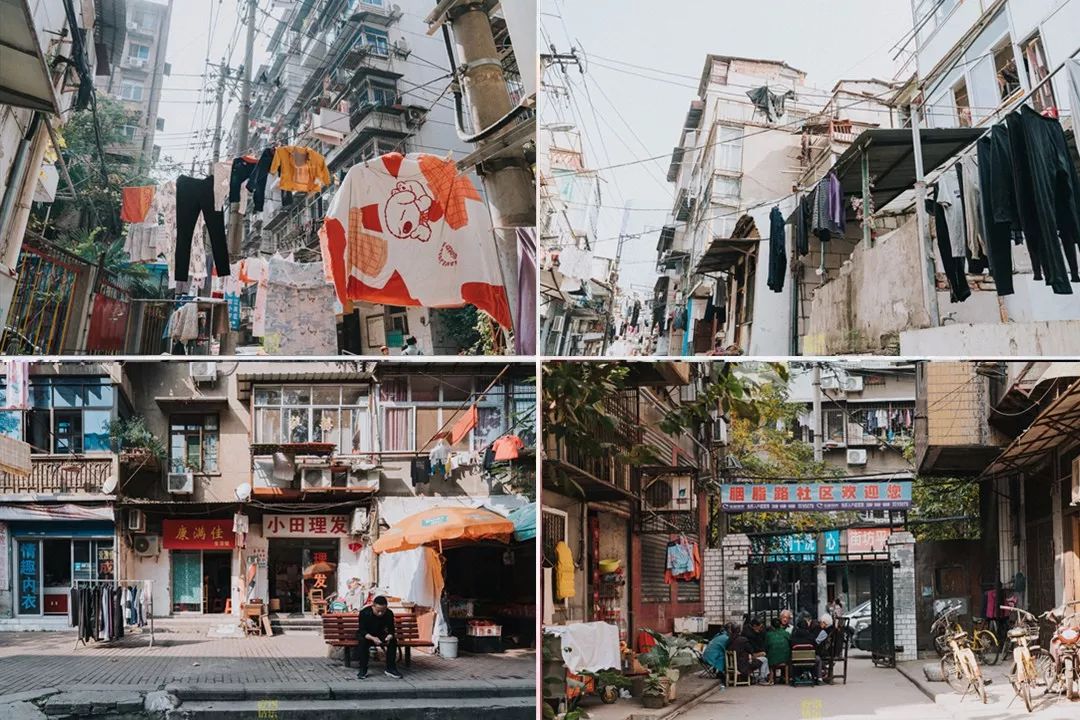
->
[384, 180, 433, 242]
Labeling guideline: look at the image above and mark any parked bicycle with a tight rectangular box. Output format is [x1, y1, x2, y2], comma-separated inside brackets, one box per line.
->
[931, 602, 999, 664]
[1000, 605, 1053, 713]
[1045, 601, 1080, 701]
[940, 628, 988, 704]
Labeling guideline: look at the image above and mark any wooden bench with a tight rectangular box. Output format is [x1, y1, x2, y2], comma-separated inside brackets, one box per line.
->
[321, 611, 436, 667]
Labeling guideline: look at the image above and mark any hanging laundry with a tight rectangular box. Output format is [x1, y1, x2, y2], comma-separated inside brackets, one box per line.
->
[958, 155, 987, 261]
[270, 145, 330, 193]
[976, 126, 1022, 295]
[937, 167, 966, 259]
[811, 172, 844, 242]
[429, 438, 451, 466]
[230, 155, 258, 207]
[120, 186, 155, 223]
[664, 537, 701, 584]
[1068, 60, 1080, 133]
[175, 175, 230, 282]
[491, 434, 524, 461]
[169, 301, 200, 343]
[238, 257, 270, 337]
[261, 257, 337, 354]
[793, 194, 812, 256]
[246, 147, 277, 210]
[1006, 106, 1080, 294]
[450, 405, 478, 444]
[745, 85, 796, 122]
[554, 540, 576, 600]
[321, 152, 511, 328]
[767, 206, 787, 292]
[930, 185, 971, 303]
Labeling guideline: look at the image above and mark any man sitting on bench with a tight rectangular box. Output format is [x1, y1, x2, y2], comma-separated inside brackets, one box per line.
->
[357, 596, 403, 680]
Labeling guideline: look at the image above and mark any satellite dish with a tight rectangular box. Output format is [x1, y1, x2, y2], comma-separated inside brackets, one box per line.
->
[235, 483, 252, 502]
[102, 475, 118, 494]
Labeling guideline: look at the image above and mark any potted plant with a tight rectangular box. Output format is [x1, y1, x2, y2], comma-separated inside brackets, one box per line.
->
[638, 629, 700, 702]
[641, 672, 667, 709]
[108, 418, 166, 468]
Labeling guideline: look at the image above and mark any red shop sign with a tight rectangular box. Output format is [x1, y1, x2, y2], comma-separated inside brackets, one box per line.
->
[162, 519, 235, 550]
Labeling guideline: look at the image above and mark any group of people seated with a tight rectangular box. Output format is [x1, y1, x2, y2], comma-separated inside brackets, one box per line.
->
[700, 609, 843, 686]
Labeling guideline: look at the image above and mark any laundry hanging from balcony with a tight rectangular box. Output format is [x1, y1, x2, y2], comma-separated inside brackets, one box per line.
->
[321, 152, 511, 329]
[269, 145, 331, 193]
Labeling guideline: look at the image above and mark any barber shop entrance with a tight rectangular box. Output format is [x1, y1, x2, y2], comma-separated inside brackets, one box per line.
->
[267, 539, 338, 615]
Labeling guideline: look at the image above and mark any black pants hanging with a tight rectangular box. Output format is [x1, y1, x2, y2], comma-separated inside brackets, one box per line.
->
[976, 129, 1020, 295]
[1008, 106, 1080, 294]
[175, 175, 229, 282]
[931, 195, 971, 303]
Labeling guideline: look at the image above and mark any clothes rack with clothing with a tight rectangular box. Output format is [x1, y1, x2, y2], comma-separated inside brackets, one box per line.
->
[71, 579, 155, 648]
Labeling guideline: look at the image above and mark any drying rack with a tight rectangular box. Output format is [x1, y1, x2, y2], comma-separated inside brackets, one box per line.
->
[72, 579, 155, 649]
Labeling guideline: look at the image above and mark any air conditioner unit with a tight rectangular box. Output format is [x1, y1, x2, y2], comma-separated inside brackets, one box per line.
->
[128, 58, 147, 69]
[189, 361, 217, 383]
[643, 475, 693, 511]
[347, 470, 379, 493]
[301, 467, 331, 489]
[820, 377, 840, 390]
[847, 449, 868, 466]
[841, 376, 864, 392]
[404, 107, 426, 126]
[1072, 456, 1080, 506]
[127, 21, 138, 31]
[133, 534, 160, 557]
[393, 38, 410, 58]
[167, 472, 194, 494]
[127, 508, 146, 532]
[551, 315, 565, 333]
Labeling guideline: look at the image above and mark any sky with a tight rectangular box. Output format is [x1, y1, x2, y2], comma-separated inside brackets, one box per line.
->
[153, 0, 275, 174]
[540, 0, 917, 295]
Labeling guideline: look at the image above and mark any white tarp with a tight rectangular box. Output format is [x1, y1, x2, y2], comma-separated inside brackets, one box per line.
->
[545, 621, 622, 673]
[378, 546, 447, 646]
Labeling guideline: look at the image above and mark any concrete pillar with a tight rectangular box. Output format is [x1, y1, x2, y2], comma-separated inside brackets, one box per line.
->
[721, 533, 751, 625]
[703, 547, 723, 623]
[816, 560, 828, 620]
[888, 531, 918, 662]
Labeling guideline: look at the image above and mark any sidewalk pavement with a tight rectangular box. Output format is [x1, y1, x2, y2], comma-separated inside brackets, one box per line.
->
[0, 627, 534, 718]
[897, 656, 1076, 718]
[572, 672, 721, 720]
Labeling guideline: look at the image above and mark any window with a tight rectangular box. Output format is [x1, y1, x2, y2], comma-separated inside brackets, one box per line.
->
[714, 125, 743, 173]
[128, 43, 150, 60]
[357, 79, 397, 107]
[1021, 33, 1056, 113]
[713, 175, 741, 201]
[358, 137, 399, 162]
[21, 378, 115, 454]
[119, 124, 137, 141]
[914, 0, 957, 42]
[993, 40, 1022, 101]
[823, 408, 846, 445]
[156, 117, 165, 131]
[253, 386, 373, 454]
[169, 415, 219, 473]
[120, 82, 144, 101]
[952, 81, 972, 127]
[360, 26, 390, 56]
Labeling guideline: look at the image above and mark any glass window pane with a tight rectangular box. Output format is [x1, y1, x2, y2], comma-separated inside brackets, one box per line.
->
[53, 385, 83, 408]
[342, 387, 366, 405]
[95, 542, 115, 580]
[30, 383, 51, 408]
[28, 411, 49, 453]
[382, 408, 411, 451]
[0, 411, 22, 439]
[410, 377, 439, 402]
[83, 410, 111, 452]
[185, 434, 201, 469]
[42, 539, 71, 587]
[312, 408, 338, 443]
[73, 541, 92, 581]
[286, 408, 310, 442]
[254, 387, 281, 405]
[312, 387, 339, 405]
[255, 408, 281, 443]
[54, 412, 82, 454]
[441, 377, 471, 402]
[85, 383, 114, 408]
[379, 378, 407, 402]
[204, 415, 218, 429]
[476, 407, 503, 447]
[283, 387, 311, 405]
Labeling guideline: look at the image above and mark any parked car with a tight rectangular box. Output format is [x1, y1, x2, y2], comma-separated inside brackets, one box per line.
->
[845, 600, 873, 651]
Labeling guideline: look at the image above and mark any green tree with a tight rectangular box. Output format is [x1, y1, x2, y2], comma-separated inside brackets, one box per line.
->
[901, 442, 979, 541]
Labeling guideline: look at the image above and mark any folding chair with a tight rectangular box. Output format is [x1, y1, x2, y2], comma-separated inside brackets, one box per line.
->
[790, 645, 817, 687]
[725, 650, 752, 687]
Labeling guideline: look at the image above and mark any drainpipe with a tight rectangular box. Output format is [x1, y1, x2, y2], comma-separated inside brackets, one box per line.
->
[0, 112, 44, 265]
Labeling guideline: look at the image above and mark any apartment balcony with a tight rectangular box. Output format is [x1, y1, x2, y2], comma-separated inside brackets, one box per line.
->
[125, 21, 155, 38]
[0, 455, 118, 498]
[341, 43, 395, 73]
[121, 56, 152, 73]
[347, 1, 403, 26]
[915, 362, 1008, 476]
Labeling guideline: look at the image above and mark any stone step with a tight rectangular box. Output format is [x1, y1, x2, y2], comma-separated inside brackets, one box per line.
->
[164, 679, 533, 702]
[173, 697, 535, 720]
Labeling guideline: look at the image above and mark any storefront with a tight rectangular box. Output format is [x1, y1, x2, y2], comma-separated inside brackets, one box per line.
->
[7, 520, 115, 617]
[261, 513, 358, 615]
[161, 519, 235, 614]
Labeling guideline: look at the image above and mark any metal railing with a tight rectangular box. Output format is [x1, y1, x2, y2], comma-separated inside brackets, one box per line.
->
[0, 455, 116, 495]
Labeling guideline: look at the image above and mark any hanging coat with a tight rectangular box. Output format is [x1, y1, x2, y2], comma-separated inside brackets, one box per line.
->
[554, 541, 576, 600]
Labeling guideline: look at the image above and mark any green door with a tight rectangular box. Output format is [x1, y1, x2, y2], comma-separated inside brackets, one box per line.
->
[172, 551, 202, 612]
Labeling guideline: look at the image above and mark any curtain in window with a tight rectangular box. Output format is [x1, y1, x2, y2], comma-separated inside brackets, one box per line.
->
[382, 407, 410, 452]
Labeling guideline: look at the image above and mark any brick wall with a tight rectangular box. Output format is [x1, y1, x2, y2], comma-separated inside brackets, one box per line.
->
[924, 362, 987, 446]
[704, 547, 723, 622]
[720, 533, 751, 625]
[889, 531, 918, 662]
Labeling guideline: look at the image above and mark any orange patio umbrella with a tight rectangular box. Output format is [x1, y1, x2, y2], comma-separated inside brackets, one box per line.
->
[373, 506, 514, 554]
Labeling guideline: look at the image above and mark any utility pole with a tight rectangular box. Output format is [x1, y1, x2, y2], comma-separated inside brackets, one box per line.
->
[601, 204, 632, 355]
[812, 363, 823, 463]
[210, 63, 228, 167]
[441, 4, 535, 349]
[910, 98, 941, 329]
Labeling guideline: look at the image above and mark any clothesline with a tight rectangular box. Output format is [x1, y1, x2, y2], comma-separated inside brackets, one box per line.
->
[72, 579, 155, 649]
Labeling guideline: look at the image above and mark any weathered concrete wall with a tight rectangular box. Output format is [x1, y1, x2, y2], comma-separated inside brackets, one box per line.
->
[720, 533, 751, 626]
[901, 320, 1080, 356]
[914, 539, 984, 651]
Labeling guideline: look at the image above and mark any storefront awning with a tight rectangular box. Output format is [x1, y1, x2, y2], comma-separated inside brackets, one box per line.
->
[507, 502, 536, 542]
[0, 0, 61, 113]
[373, 506, 514, 554]
[0, 503, 113, 522]
[982, 379, 1080, 477]
[831, 127, 986, 210]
